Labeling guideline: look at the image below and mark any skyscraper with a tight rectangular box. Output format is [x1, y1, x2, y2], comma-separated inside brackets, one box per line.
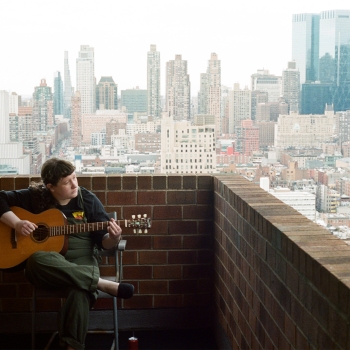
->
[319, 10, 350, 111]
[198, 53, 221, 137]
[293, 10, 350, 112]
[54, 71, 64, 115]
[228, 83, 251, 134]
[76, 45, 95, 114]
[147, 45, 161, 118]
[282, 61, 300, 112]
[64, 51, 73, 119]
[165, 55, 191, 121]
[96, 76, 118, 110]
[32, 79, 53, 132]
[292, 13, 320, 85]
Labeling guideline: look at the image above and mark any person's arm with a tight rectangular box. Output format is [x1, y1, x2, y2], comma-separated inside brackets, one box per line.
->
[80, 187, 122, 249]
[0, 189, 38, 236]
[0, 210, 38, 236]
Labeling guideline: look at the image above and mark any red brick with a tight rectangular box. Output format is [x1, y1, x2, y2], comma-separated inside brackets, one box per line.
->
[125, 295, 153, 309]
[153, 265, 182, 279]
[122, 176, 137, 190]
[107, 191, 136, 205]
[168, 175, 182, 189]
[107, 176, 122, 190]
[183, 235, 212, 249]
[168, 251, 197, 264]
[123, 266, 152, 279]
[0, 177, 15, 190]
[153, 205, 182, 220]
[123, 235, 152, 250]
[197, 190, 213, 204]
[169, 279, 198, 294]
[183, 176, 197, 189]
[168, 190, 196, 205]
[138, 191, 166, 205]
[152, 175, 167, 189]
[168, 220, 197, 235]
[183, 205, 213, 220]
[14, 176, 30, 189]
[154, 294, 182, 308]
[153, 236, 182, 249]
[92, 176, 106, 190]
[139, 280, 168, 294]
[77, 175, 91, 189]
[139, 251, 167, 265]
[137, 176, 152, 190]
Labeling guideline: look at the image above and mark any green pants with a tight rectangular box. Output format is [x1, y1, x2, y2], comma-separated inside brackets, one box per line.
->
[25, 250, 100, 350]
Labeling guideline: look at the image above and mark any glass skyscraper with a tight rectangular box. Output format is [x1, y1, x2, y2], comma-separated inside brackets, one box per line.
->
[293, 10, 350, 112]
[292, 13, 319, 85]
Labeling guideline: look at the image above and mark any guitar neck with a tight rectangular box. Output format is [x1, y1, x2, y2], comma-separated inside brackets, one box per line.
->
[49, 220, 127, 237]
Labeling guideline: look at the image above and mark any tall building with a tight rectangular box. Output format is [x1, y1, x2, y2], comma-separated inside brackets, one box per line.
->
[251, 70, 282, 102]
[198, 53, 221, 137]
[228, 83, 251, 134]
[147, 45, 161, 118]
[300, 82, 332, 114]
[292, 13, 320, 85]
[54, 71, 64, 115]
[165, 55, 191, 121]
[64, 51, 73, 119]
[293, 10, 350, 112]
[32, 79, 53, 132]
[71, 91, 82, 148]
[0, 90, 30, 173]
[282, 61, 300, 112]
[76, 45, 95, 114]
[319, 10, 350, 112]
[96, 76, 118, 110]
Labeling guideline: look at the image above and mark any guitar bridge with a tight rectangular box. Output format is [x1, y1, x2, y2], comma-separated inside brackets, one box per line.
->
[11, 229, 17, 249]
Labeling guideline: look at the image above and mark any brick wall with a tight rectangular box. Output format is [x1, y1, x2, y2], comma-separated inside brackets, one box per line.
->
[214, 175, 350, 349]
[0, 174, 215, 332]
[2, 173, 350, 350]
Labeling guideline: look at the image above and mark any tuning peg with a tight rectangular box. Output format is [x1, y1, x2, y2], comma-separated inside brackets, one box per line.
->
[137, 214, 141, 219]
[143, 214, 147, 218]
[144, 229, 148, 234]
[132, 215, 135, 219]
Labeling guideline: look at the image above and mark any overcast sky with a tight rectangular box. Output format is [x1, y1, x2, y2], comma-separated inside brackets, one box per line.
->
[1, 0, 349, 97]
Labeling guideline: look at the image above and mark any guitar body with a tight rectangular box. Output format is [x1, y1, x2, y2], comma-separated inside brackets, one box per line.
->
[0, 207, 67, 269]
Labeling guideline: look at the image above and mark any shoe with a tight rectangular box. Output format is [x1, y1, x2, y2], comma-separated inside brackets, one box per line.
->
[117, 283, 134, 299]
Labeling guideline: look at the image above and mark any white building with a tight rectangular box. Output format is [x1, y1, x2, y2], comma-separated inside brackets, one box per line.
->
[228, 83, 251, 134]
[274, 111, 334, 148]
[147, 45, 161, 119]
[76, 45, 95, 114]
[0, 90, 30, 174]
[160, 114, 216, 174]
[270, 187, 316, 221]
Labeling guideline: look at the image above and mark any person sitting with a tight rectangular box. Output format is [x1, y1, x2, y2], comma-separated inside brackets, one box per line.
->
[0, 157, 134, 350]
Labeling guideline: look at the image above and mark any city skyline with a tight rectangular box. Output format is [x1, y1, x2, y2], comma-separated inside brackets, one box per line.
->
[1, 0, 349, 97]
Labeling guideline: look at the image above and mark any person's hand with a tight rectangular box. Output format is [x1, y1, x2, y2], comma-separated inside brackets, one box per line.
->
[15, 220, 38, 236]
[107, 218, 122, 242]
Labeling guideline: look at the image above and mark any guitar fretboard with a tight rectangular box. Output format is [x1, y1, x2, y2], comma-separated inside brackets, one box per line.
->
[49, 222, 109, 237]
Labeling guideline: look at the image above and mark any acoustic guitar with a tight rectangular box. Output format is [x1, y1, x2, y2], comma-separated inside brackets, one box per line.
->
[0, 206, 151, 269]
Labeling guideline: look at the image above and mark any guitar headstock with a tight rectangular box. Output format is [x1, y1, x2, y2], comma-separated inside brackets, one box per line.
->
[126, 214, 152, 234]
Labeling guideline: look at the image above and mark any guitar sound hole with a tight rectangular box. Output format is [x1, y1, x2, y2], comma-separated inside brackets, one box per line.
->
[31, 224, 50, 242]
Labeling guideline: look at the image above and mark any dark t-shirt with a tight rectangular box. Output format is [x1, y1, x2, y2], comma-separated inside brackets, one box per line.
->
[0, 186, 109, 253]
